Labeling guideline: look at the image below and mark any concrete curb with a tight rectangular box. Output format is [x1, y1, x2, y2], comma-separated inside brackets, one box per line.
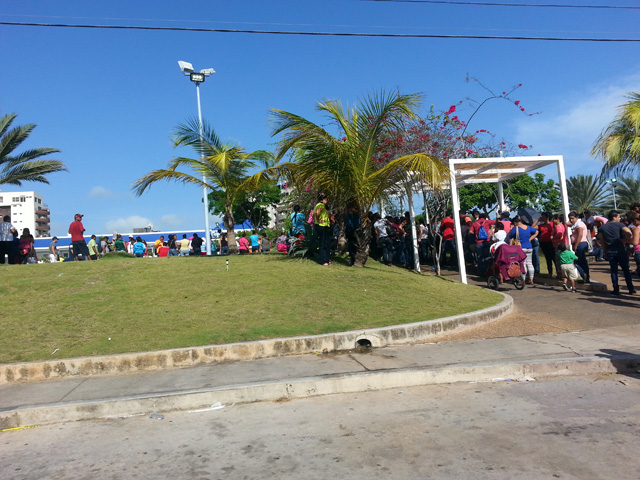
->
[0, 293, 513, 384]
[3, 353, 638, 429]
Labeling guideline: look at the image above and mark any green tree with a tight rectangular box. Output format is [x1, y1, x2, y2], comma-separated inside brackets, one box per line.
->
[592, 92, 640, 174]
[459, 173, 561, 214]
[566, 174, 610, 213]
[132, 118, 259, 254]
[0, 112, 66, 185]
[207, 181, 282, 231]
[255, 91, 449, 267]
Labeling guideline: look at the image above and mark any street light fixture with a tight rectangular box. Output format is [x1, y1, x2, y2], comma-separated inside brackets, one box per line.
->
[178, 60, 216, 255]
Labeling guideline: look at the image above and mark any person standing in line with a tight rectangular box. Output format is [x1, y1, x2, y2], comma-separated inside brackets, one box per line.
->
[168, 234, 179, 256]
[249, 230, 261, 253]
[190, 233, 203, 256]
[237, 232, 250, 254]
[48, 236, 60, 262]
[557, 243, 579, 293]
[535, 213, 556, 277]
[597, 210, 636, 295]
[178, 234, 190, 256]
[550, 214, 568, 278]
[567, 212, 590, 283]
[220, 232, 229, 255]
[68, 213, 92, 261]
[439, 212, 456, 267]
[0, 215, 18, 264]
[630, 213, 640, 276]
[19, 228, 37, 264]
[114, 234, 126, 253]
[100, 236, 108, 256]
[470, 213, 494, 275]
[314, 193, 331, 266]
[508, 215, 538, 285]
[373, 213, 393, 266]
[87, 234, 100, 260]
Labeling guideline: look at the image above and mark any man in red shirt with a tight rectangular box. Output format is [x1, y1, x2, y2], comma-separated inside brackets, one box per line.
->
[470, 213, 494, 275]
[439, 213, 456, 267]
[68, 213, 92, 261]
[535, 213, 556, 277]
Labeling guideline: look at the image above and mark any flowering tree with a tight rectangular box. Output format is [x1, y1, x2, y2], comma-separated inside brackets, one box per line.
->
[374, 78, 538, 222]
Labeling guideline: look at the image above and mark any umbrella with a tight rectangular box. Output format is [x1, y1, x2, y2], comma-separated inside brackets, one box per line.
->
[517, 207, 542, 226]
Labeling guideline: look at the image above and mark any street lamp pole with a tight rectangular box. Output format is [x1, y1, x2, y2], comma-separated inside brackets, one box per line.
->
[178, 61, 216, 255]
[610, 178, 618, 210]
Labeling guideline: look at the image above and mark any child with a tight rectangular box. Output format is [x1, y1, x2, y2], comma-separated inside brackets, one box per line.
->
[557, 242, 578, 293]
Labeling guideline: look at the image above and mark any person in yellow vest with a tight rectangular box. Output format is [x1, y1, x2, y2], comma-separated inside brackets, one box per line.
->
[314, 193, 331, 266]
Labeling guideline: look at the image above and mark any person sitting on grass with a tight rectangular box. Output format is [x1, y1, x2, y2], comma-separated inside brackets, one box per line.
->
[261, 232, 271, 252]
[238, 232, 250, 254]
[276, 232, 288, 253]
[557, 242, 578, 293]
[133, 237, 146, 258]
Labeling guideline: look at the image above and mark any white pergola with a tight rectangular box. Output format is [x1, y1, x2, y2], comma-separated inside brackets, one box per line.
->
[449, 155, 571, 284]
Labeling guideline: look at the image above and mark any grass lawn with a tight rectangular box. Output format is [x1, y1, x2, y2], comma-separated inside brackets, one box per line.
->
[0, 254, 502, 364]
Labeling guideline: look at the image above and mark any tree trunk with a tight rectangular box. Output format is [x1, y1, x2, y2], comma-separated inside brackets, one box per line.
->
[336, 213, 347, 254]
[352, 218, 372, 267]
[224, 204, 238, 254]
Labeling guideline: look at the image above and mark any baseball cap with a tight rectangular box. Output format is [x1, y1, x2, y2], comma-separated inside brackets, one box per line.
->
[52, 236, 58, 241]
[74, 213, 84, 218]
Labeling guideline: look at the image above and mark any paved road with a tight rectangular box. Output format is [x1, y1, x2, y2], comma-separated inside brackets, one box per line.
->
[3, 373, 639, 480]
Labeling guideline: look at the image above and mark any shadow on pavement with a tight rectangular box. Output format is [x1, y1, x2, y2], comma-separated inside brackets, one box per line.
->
[597, 349, 640, 379]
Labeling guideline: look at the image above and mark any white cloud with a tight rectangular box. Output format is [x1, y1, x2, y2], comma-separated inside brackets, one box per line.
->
[89, 186, 118, 199]
[104, 215, 153, 233]
[160, 214, 185, 228]
[513, 72, 640, 177]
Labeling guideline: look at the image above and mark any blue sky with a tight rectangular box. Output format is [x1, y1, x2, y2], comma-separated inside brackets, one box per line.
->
[1, 0, 638, 235]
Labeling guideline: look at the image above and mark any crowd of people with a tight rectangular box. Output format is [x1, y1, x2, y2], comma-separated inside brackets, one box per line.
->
[3, 202, 639, 296]
[408, 204, 640, 295]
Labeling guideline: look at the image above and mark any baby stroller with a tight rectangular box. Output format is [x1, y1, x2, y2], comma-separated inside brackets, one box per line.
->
[486, 243, 526, 290]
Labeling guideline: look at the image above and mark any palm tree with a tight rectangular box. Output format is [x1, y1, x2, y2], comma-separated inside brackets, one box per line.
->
[565, 174, 610, 213]
[260, 91, 449, 267]
[592, 92, 640, 174]
[612, 175, 640, 211]
[0, 112, 66, 185]
[132, 118, 258, 254]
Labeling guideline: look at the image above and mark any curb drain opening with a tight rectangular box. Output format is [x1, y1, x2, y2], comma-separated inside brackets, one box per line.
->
[355, 338, 373, 349]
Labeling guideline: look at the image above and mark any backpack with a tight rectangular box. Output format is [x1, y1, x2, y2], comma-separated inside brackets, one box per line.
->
[477, 223, 489, 241]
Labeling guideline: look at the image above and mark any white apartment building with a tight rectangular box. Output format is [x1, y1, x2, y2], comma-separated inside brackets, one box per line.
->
[0, 191, 50, 237]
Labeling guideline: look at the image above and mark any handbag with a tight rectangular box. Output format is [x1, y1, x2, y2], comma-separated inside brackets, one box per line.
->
[507, 262, 522, 278]
[510, 227, 521, 246]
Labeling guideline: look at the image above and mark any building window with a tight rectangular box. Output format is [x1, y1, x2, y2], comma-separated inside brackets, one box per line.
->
[12, 197, 19, 202]
[20, 197, 26, 202]
[0, 197, 3, 203]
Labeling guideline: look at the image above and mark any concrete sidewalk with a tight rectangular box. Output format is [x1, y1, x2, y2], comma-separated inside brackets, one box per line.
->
[2, 324, 639, 429]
